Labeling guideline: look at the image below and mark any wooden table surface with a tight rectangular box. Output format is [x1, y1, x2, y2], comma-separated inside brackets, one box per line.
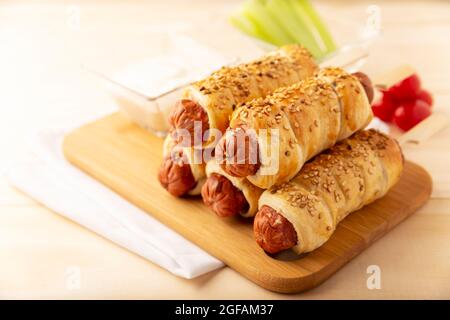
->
[0, 0, 449, 299]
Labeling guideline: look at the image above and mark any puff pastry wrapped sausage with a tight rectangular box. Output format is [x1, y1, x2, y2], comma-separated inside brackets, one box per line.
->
[218, 68, 374, 189]
[161, 45, 317, 196]
[169, 45, 317, 147]
[158, 135, 211, 196]
[201, 161, 263, 217]
[254, 129, 404, 254]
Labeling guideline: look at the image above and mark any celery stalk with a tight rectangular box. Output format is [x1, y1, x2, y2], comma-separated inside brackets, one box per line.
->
[238, 13, 278, 44]
[241, 0, 294, 46]
[229, 0, 337, 57]
[264, 0, 323, 57]
[229, 10, 272, 44]
[292, 0, 336, 54]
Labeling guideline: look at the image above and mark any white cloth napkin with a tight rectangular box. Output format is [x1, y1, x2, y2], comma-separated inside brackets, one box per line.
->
[6, 129, 224, 279]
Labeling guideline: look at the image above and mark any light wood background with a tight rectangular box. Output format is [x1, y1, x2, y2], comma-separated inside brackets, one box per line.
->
[0, 0, 449, 299]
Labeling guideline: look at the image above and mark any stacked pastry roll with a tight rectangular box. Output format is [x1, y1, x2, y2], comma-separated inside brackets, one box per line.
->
[254, 129, 404, 254]
[159, 45, 318, 196]
[202, 67, 375, 217]
[157, 47, 404, 256]
[158, 135, 211, 196]
[203, 161, 264, 217]
[217, 67, 374, 189]
[169, 44, 317, 147]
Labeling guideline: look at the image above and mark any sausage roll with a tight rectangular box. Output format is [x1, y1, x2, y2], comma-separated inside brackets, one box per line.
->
[218, 68, 374, 189]
[254, 129, 404, 254]
[201, 161, 263, 218]
[168, 44, 317, 148]
[158, 135, 211, 196]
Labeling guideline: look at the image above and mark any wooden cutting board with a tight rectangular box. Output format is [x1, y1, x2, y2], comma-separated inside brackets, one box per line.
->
[63, 112, 432, 294]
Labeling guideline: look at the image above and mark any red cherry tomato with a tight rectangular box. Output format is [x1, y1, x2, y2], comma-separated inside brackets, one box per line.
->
[393, 100, 431, 131]
[416, 89, 433, 106]
[410, 99, 431, 124]
[388, 74, 421, 101]
[393, 105, 412, 131]
[371, 92, 397, 122]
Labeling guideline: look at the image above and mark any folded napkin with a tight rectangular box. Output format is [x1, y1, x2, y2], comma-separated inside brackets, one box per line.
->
[6, 129, 224, 279]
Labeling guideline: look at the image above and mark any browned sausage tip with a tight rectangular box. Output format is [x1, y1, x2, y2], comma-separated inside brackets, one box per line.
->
[201, 173, 249, 217]
[254, 205, 297, 254]
[352, 72, 374, 104]
[158, 150, 197, 197]
[217, 127, 260, 178]
[168, 99, 209, 147]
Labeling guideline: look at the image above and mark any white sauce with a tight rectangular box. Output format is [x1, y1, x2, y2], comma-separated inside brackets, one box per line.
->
[109, 34, 236, 136]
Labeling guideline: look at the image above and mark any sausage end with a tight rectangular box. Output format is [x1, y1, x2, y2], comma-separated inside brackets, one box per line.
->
[254, 205, 297, 254]
[201, 174, 249, 217]
[217, 127, 261, 178]
[168, 99, 209, 147]
[352, 72, 374, 104]
[158, 151, 197, 197]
